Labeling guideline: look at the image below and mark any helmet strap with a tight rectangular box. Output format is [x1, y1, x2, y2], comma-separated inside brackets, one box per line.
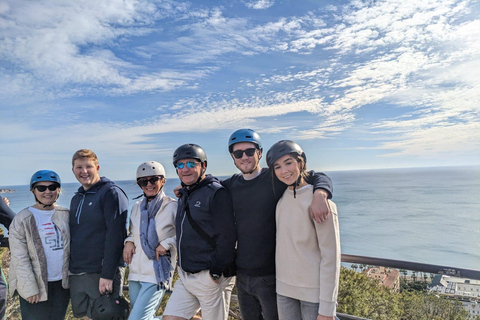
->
[34, 196, 55, 209]
[289, 175, 303, 199]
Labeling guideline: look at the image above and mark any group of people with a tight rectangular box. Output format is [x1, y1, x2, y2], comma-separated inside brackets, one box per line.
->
[2, 128, 341, 320]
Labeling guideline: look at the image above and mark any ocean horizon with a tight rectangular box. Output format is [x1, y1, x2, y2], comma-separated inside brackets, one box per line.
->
[2, 165, 479, 271]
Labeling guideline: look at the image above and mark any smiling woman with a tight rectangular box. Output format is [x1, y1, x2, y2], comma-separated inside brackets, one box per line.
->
[123, 161, 178, 320]
[8, 170, 70, 320]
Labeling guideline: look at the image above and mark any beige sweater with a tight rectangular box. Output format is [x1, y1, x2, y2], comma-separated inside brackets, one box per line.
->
[9, 206, 70, 301]
[275, 185, 340, 317]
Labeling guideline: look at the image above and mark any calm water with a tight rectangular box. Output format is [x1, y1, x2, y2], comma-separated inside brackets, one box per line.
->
[2, 166, 479, 270]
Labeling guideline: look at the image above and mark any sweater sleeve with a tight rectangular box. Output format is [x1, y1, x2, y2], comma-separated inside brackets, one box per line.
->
[209, 188, 237, 276]
[315, 200, 340, 316]
[158, 201, 177, 251]
[306, 170, 333, 199]
[8, 214, 40, 299]
[125, 202, 138, 244]
[101, 187, 128, 279]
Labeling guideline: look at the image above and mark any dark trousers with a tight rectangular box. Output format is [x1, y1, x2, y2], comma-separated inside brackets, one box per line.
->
[236, 273, 279, 320]
[19, 280, 70, 320]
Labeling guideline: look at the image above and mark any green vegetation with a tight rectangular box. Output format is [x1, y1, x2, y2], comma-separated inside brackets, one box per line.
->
[338, 267, 474, 320]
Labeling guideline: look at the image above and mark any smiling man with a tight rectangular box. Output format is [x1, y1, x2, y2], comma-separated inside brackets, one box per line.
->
[69, 149, 128, 319]
[163, 144, 236, 320]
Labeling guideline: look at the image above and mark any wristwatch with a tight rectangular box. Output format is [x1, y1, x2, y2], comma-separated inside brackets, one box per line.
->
[211, 273, 221, 280]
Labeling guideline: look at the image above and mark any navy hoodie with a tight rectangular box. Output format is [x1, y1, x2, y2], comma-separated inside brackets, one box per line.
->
[69, 177, 128, 279]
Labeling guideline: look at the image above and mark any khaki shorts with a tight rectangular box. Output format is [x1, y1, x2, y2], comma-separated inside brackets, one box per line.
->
[69, 268, 125, 318]
[163, 268, 235, 320]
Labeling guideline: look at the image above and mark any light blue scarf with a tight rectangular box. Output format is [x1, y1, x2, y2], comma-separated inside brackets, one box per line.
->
[139, 191, 173, 289]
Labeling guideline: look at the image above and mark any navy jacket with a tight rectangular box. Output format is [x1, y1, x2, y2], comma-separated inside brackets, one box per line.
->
[69, 177, 128, 279]
[0, 195, 15, 230]
[176, 174, 236, 276]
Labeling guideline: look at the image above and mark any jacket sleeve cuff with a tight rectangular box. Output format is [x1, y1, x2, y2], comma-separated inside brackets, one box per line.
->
[210, 266, 223, 276]
[160, 240, 171, 251]
[318, 300, 337, 317]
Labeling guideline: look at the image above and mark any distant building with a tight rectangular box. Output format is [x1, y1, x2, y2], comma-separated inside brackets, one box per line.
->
[462, 300, 479, 319]
[429, 275, 480, 318]
[429, 275, 480, 298]
[363, 266, 400, 293]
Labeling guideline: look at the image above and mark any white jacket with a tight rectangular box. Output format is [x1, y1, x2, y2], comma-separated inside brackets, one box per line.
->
[9, 206, 70, 301]
[125, 191, 177, 284]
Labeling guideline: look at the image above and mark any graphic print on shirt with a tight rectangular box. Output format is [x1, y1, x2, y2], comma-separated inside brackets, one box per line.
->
[40, 222, 63, 251]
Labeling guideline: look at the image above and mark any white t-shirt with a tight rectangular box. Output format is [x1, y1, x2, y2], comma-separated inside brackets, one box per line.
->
[29, 207, 64, 281]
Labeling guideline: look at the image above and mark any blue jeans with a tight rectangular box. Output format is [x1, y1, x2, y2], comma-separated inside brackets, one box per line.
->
[19, 280, 70, 320]
[236, 273, 278, 320]
[277, 294, 340, 320]
[128, 281, 165, 320]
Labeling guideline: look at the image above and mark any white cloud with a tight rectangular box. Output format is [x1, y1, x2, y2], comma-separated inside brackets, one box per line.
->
[244, 0, 275, 10]
[0, 0, 195, 97]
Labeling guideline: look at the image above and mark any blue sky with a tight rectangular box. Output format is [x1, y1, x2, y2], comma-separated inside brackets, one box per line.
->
[1, 0, 479, 185]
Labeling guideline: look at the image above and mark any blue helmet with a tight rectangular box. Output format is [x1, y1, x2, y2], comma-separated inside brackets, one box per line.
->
[228, 129, 262, 153]
[30, 170, 61, 189]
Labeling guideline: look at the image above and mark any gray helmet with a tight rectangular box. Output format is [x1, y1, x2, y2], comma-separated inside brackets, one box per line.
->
[266, 140, 306, 168]
[91, 294, 129, 320]
[136, 161, 166, 179]
[228, 129, 262, 153]
[172, 144, 207, 167]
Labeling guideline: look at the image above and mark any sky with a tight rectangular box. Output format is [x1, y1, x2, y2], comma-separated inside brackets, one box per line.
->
[1, 0, 479, 186]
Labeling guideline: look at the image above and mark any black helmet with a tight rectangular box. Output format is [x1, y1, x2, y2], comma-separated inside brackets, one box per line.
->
[172, 144, 207, 167]
[91, 294, 129, 320]
[228, 129, 262, 153]
[266, 140, 306, 168]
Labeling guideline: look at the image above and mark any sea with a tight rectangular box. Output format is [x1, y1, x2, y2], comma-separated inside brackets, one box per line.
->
[1, 166, 479, 271]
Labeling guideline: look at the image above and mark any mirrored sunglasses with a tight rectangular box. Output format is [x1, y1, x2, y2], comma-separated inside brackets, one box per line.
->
[34, 184, 59, 192]
[137, 176, 160, 187]
[176, 161, 198, 169]
[232, 148, 257, 159]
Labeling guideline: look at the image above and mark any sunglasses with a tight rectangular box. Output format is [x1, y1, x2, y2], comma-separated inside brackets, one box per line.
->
[176, 161, 198, 169]
[137, 176, 161, 187]
[232, 148, 257, 159]
[34, 184, 59, 192]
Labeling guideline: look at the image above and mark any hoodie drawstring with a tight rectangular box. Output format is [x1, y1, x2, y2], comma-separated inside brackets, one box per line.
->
[75, 193, 86, 224]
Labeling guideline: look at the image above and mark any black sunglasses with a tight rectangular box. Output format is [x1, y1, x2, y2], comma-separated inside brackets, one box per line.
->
[232, 148, 257, 159]
[137, 176, 161, 187]
[34, 184, 59, 192]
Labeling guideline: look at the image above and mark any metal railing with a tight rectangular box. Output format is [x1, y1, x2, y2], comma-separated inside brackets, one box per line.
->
[341, 254, 480, 280]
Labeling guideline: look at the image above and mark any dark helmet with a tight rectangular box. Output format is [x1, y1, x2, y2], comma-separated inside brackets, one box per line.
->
[91, 294, 129, 320]
[172, 144, 207, 167]
[228, 129, 262, 153]
[30, 170, 61, 189]
[266, 140, 306, 168]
